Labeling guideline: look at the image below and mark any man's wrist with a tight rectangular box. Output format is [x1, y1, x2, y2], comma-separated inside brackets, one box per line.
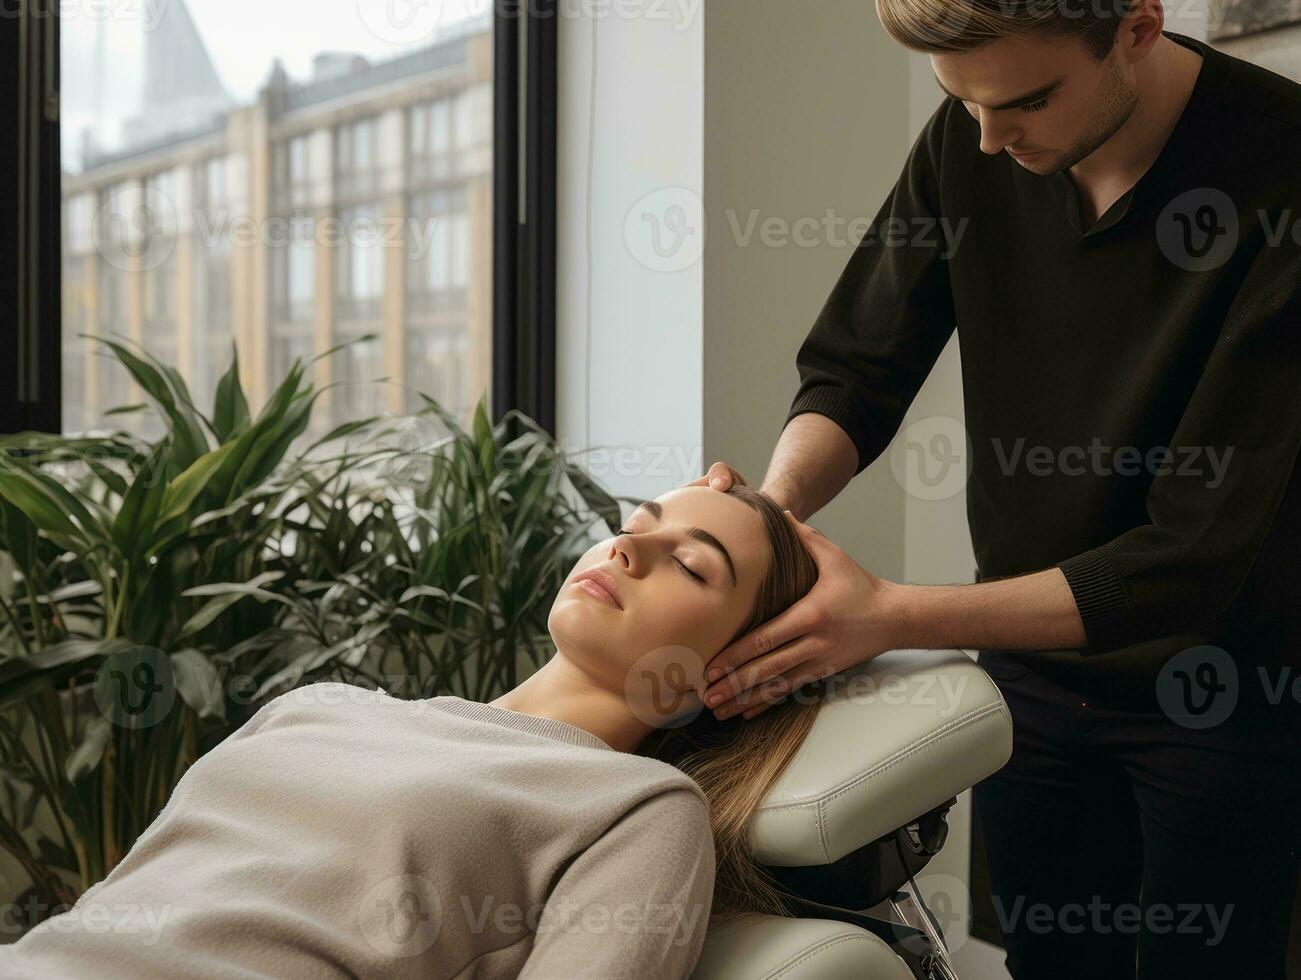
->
[878, 580, 921, 652]
[874, 572, 1088, 653]
[759, 481, 804, 520]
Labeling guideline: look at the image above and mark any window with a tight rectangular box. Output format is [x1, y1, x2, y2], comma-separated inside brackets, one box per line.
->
[335, 204, 384, 323]
[336, 116, 381, 201]
[409, 99, 453, 184]
[404, 186, 469, 416]
[6, 2, 556, 440]
[142, 170, 180, 378]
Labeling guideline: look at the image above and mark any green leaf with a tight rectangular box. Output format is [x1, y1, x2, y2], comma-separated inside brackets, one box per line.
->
[211, 342, 251, 442]
[113, 440, 171, 553]
[170, 649, 226, 722]
[155, 441, 239, 529]
[178, 572, 289, 638]
[65, 716, 114, 783]
[0, 639, 132, 712]
[0, 495, 36, 569]
[398, 585, 450, 604]
[87, 336, 209, 468]
[0, 766, 41, 831]
[0, 454, 101, 545]
[203, 361, 308, 505]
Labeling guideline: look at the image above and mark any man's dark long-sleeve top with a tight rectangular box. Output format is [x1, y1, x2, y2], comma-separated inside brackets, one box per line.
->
[783, 30, 1301, 688]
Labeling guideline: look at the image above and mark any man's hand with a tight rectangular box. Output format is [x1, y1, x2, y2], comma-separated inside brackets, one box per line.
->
[698, 512, 903, 720]
[684, 460, 748, 492]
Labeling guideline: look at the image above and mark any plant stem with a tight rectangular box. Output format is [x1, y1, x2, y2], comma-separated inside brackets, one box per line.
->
[0, 592, 33, 657]
[22, 575, 48, 649]
[30, 710, 81, 883]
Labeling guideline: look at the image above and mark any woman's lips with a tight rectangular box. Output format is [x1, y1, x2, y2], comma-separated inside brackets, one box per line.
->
[574, 579, 622, 609]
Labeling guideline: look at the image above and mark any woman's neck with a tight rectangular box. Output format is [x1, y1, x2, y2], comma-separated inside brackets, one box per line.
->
[489, 655, 655, 753]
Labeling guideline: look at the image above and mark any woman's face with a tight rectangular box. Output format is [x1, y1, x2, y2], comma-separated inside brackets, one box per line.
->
[547, 487, 770, 727]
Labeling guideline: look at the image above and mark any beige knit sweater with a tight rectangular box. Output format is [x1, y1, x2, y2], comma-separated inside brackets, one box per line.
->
[2, 682, 717, 979]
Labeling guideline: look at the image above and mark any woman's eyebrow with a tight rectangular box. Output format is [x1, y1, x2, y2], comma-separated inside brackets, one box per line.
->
[632, 500, 737, 588]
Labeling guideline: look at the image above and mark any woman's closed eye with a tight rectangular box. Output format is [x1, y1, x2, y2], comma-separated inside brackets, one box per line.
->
[614, 529, 706, 582]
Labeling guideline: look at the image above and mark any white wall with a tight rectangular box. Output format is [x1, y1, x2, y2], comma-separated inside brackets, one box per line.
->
[555, 4, 704, 503]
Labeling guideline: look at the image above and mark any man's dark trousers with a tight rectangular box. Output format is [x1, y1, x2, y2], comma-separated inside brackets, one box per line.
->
[973, 654, 1301, 979]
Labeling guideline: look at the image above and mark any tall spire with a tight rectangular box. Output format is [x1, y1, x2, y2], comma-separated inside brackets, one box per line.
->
[121, 0, 231, 149]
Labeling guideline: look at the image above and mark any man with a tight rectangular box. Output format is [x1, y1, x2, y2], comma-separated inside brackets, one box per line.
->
[690, 1, 1300, 976]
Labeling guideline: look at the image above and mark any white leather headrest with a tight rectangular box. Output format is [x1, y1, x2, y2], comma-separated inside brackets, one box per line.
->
[749, 648, 1012, 866]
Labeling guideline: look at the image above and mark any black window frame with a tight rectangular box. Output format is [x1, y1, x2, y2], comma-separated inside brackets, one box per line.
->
[1, 0, 557, 437]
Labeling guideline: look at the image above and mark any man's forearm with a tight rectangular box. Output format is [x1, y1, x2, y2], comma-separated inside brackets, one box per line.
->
[758, 413, 859, 521]
[884, 568, 1089, 651]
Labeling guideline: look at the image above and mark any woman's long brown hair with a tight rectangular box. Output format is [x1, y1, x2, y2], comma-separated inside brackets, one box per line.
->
[634, 484, 826, 923]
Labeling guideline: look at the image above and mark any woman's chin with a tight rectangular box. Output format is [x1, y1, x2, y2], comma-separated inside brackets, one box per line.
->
[545, 609, 627, 670]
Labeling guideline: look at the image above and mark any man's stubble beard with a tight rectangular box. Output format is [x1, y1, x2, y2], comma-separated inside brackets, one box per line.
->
[1034, 50, 1139, 176]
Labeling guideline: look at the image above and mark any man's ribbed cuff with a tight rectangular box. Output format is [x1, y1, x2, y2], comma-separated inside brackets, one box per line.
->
[783, 386, 870, 475]
[1056, 549, 1129, 651]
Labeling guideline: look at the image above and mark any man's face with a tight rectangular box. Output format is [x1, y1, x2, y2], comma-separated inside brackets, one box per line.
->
[930, 33, 1139, 175]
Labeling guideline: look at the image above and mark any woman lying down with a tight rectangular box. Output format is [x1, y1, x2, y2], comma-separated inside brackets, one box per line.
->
[2, 484, 826, 980]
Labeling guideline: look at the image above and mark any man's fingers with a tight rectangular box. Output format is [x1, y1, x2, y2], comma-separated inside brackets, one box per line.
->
[703, 593, 820, 687]
[707, 461, 742, 490]
[702, 637, 816, 710]
[684, 461, 740, 492]
[713, 662, 816, 719]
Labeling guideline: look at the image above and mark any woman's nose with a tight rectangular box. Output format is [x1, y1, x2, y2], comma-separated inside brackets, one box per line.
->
[609, 538, 631, 568]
